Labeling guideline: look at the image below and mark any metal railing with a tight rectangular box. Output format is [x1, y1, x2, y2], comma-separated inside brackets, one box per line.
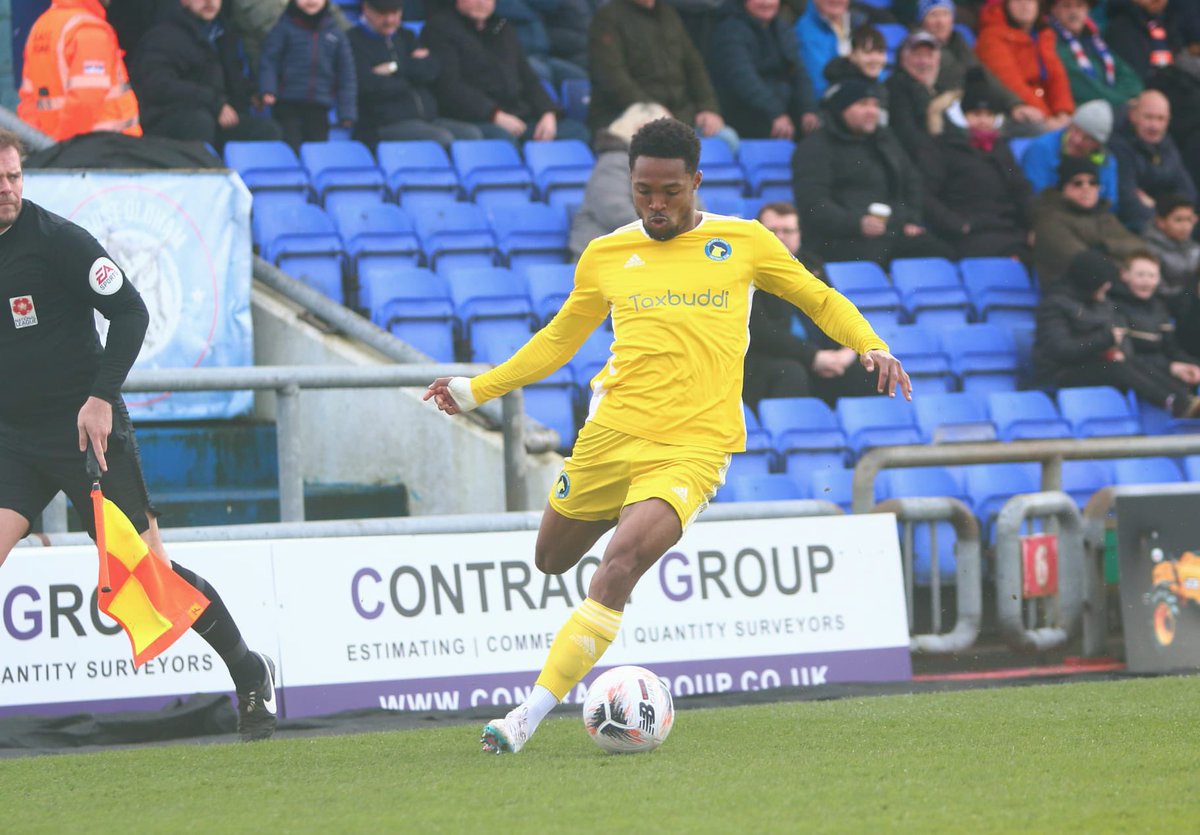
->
[122, 364, 529, 520]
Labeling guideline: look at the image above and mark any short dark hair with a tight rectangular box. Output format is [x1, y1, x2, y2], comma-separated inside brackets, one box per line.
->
[0, 129, 26, 158]
[851, 24, 886, 52]
[628, 117, 700, 174]
[756, 201, 799, 221]
[1123, 248, 1162, 269]
[1155, 193, 1196, 219]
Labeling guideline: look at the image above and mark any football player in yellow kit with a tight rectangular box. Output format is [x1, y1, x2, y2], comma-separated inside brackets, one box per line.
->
[424, 117, 911, 753]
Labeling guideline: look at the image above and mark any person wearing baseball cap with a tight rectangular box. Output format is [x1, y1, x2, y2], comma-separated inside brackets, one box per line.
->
[885, 29, 949, 160]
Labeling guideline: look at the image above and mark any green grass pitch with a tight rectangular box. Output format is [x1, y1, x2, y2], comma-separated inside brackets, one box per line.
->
[4, 676, 1194, 833]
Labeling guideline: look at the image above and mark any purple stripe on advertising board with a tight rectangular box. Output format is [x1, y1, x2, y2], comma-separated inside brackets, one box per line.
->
[0, 647, 910, 721]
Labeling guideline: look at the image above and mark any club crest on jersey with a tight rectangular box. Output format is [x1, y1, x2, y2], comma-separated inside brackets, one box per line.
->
[554, 471, 571, 499]
[704, 238, 732, 261]
[89, 257, 124, 296]
[9, 295, 37, 328]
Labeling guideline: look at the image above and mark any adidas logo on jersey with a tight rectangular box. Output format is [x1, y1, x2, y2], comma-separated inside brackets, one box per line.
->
[672, 486, 689, 502]
[624, 254, 645, 268]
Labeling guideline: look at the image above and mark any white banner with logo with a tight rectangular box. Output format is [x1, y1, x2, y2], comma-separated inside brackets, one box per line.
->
[0, 515, 910, 718]
[23, 171, 254, 419]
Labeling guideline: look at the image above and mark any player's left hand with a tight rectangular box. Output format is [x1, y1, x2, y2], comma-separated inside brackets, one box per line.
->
[861, 350, 912, 401]
[77, 396, 114, 472]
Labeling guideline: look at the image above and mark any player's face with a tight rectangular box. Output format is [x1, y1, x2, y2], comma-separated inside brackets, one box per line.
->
[0, 147, 24, 233]
[631, 156, 701, 242]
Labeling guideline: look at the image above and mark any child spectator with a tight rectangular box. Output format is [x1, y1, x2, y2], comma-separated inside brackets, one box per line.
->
[1110, 250, 1200, 389]
[822, 24, 888, 88]
[1143, 194, 1200, 295]
[260, 0, 358, 150]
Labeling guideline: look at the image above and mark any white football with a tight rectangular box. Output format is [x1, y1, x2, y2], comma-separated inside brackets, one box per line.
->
[582, 665, 675, 753]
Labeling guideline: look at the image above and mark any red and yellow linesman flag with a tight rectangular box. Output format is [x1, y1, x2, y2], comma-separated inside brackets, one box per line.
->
[90, 487, 209, 668]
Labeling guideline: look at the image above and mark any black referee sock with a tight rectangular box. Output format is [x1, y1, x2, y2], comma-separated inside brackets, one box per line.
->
[172, 562, 264, 692]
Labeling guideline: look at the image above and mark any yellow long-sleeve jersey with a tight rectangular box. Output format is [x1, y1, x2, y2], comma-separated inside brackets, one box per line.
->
[471, 213, 889, 452]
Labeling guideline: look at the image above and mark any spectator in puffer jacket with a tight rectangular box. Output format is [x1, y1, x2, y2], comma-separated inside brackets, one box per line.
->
[260, 0, 358, 149]
[976, 0, 1074, 128]
[1110, 249, 1200, 390]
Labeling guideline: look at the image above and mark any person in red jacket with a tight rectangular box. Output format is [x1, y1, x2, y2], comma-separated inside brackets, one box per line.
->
[976, 0, 1074, 131]
[17, 0, 141, 141]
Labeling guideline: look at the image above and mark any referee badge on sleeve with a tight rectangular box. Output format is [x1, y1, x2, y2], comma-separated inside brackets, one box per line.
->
[9, 295, 37, 328]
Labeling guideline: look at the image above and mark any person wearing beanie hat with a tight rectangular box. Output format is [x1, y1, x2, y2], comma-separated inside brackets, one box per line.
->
[1047, 0, 1144, 112]
[796, 72, 955, 265]
[1030, 147, 1144, 284]
[1034, 248, 1200, 417]
[917, 0, 955, 23]
[1020, 97, 1121, 207]
[917, 65, 1035, 262]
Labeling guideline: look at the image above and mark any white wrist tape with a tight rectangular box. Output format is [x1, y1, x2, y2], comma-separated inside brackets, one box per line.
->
[447, 377, 479, 412]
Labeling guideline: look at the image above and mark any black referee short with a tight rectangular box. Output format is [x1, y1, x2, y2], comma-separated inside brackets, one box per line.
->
[0, 399, 156, 538]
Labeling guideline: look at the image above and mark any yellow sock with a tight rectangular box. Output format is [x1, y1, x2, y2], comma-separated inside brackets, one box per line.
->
[535, 598, 622, 700]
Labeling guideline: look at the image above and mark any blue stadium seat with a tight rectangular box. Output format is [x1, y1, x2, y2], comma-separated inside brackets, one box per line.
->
[913, 391, 996, 443]
[322, 189, 384, 217]
[525, 263, 575, 324]
[741, 403, 774, 453]
[224, 140, 309, 194]
[451, 139, 534, 202]
[826, 261, 905, 329]
[1183, 455, 1200, 481]
[958, 257, 1039, 324]
[329, 202, 422, 284]
[560, 79, 591, 125]
[364, 265, 456, 360]
[724, 473, 808, 502]
[279, 254, 346, 303]
[963, 462, 1041, 536]
[445, 267, 535, 340]
[882, 326, 955, 392]
[810, 467, 856, 511]
[250, 191, 311, 247]
[890, 257, 972, 327]
[257, 204, 347, 301]
[942, 324, 1020, 393]
[567, 327, 615, 385]
[523, 140, 594, 208]
[489, 203, 569, 270]
[299, 140, 385, 202]
[1134, 397, 1200, 436]
[1061, 460, 1112, 507]
[876, 466, 964, 585]
[737, 139, 793, 197]
[703, 194, 748, 217]
[410, 203, 498, 271]
[722, 451, 776, 491]
[377, 140, 460, 205]
[836, 395, 921, 453]
[524, 385, 581, 449]
[1112, 456, 1183, 485]
[876, 22, 908, 53]
[987, 390, 1073, 441]
[1057, 386, 1141, 437]
[698, 137, 746, 197]
[757, 396, 849, 460]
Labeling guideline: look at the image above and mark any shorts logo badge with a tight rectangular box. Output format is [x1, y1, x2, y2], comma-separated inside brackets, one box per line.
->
[554, 471, 571, 499]
[89, 257, 124, 296]
[10, 295, 37, 329]
[704, 238, 731, 261]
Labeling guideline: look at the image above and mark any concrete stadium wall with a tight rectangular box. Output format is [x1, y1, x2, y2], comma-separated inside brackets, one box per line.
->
[250, 284, 563, 516]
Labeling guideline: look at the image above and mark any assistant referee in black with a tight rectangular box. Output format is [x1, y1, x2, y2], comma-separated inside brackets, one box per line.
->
[0, 129, 277, 741]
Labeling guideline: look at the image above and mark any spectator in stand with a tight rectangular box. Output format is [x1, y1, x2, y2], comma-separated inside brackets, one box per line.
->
[568, 102, 671, 258]
[743, 202, 880, 408]
[497, 0, 587, 88]
[885, 30, 954, 161]
[1110, 89, 1196, 232]
[1046, 0, 1144, 111]
[1105, 0, 1182, 82]
[1021, 99, 1119, 207]
[259, 0, 357, 150]
[18, 0, 142, 141]
[420, 0, 587, 142]
[822, 24, 888, 89]
[1110, 249, 1200, 388]
[708, 0, 820, 140]
[1031, 155, 1145, 285]
[587, 0, 736, 149]
[133, 0, 282, 147]
[976, 0, 1074, 130]
[1143, 194, 1200, 295]
[919, 68, 1034, 261]
[793, 77, 954, 265]
[348, 0, 482, 148]
[795, 0, 869, 98]
[1033, 248, 1200, 416]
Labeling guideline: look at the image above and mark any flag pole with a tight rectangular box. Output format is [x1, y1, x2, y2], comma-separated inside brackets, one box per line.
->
[86, 446, 112, 594]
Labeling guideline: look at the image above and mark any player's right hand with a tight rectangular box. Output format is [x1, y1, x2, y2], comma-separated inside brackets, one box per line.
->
[423, 377, 478, 414]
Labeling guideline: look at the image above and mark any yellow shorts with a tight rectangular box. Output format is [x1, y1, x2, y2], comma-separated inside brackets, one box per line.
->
[548, 422, 732, 530]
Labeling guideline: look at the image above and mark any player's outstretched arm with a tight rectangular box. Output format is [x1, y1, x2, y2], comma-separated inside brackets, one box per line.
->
[423, 376, 479, 415]
[861, 349, 913, 401]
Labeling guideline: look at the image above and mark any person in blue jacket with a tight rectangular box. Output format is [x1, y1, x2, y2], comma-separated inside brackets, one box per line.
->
[795, 0, 868, 99]
[260, 0, 358, 150]
[1020, 98, 1119, 210]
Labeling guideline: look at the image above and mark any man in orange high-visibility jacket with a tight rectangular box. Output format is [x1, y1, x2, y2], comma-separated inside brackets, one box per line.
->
[17, 0, 141, 141]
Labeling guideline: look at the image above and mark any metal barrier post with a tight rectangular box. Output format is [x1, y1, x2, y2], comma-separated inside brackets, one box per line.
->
[276, 382, 305, 522]
[993, 491, 1084, 651]
[501, 390, 528, 512]
[870, 497, 982, 654]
